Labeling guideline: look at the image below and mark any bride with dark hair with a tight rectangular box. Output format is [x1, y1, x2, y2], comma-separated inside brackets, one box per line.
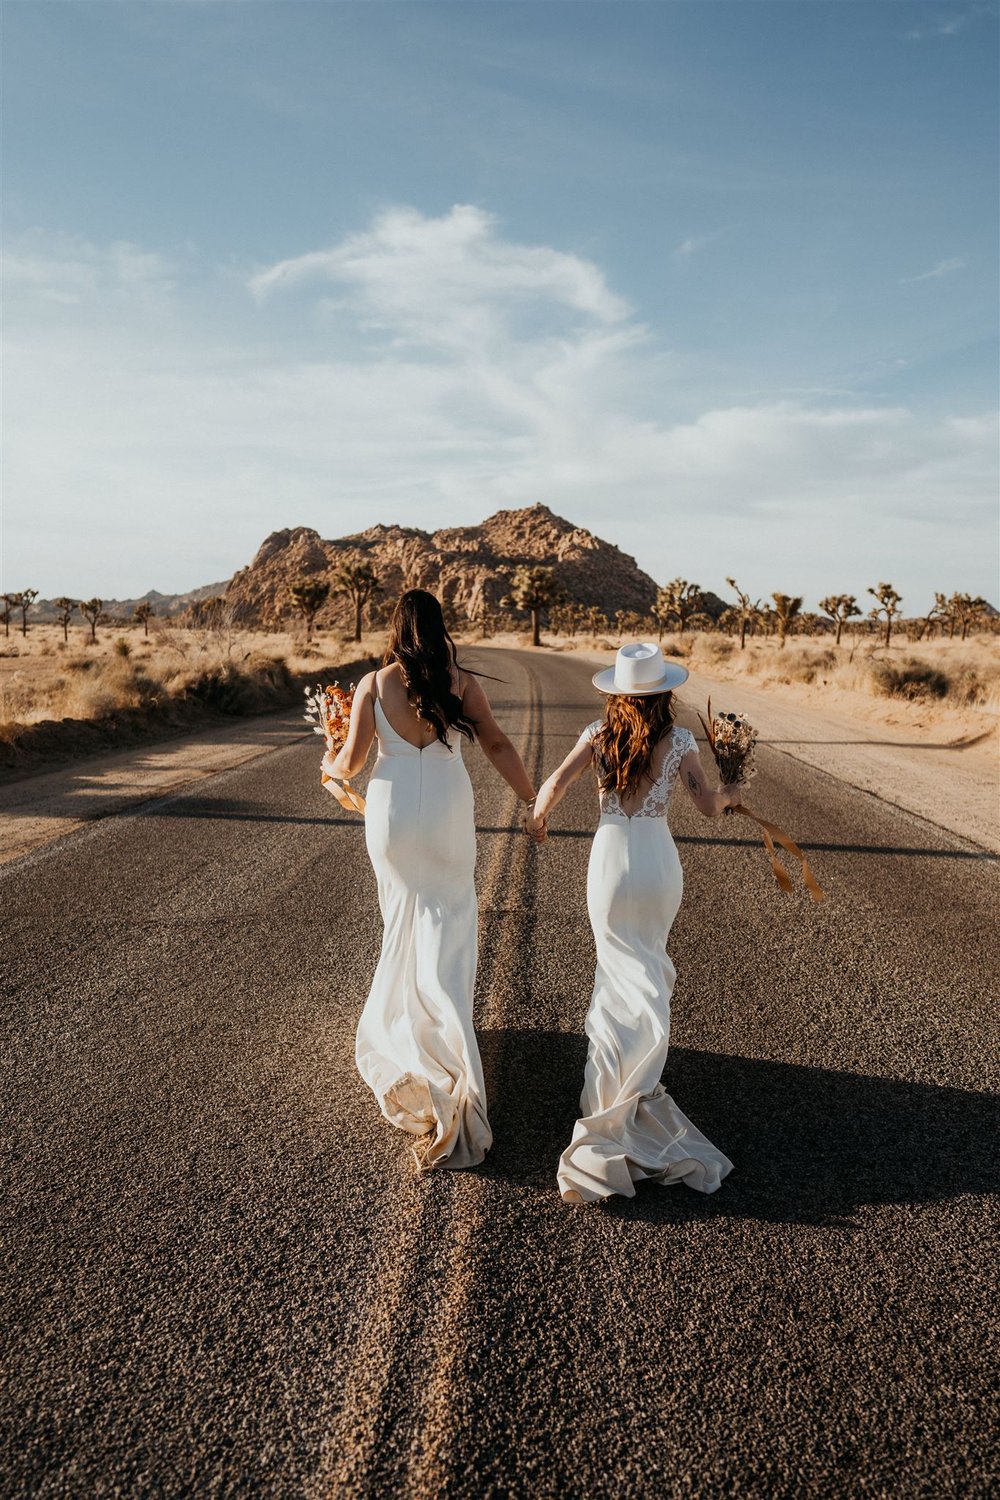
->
[326, 589, 537, 1171]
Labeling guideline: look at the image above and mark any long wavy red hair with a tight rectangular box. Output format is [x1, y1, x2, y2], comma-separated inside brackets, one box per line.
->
[593, 692, 675, 799]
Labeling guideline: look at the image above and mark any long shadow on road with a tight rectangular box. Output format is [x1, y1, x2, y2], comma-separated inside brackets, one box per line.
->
[135, 798, 997, 863]
[478, 1027, 999, 1227]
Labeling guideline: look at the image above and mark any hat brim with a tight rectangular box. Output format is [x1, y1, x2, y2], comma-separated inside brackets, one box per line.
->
[592, 663, 689, 695]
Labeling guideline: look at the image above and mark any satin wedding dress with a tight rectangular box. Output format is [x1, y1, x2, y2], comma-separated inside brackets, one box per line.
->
[355, 693, 492, 1171]
[557, 722, 734, 1203]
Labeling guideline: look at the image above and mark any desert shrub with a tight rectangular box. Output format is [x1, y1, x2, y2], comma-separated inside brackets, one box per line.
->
[659, 635, 691, 659]
[761, 646, 836, 685]
[114, 638, 131, 659]
[65, 678, 129, 719]
[949, 667, 996, 707]
[0, 647, 19, 659]
[871, 659, 949, 701]
[176, 654, 294, 714]
[697, 636, 736, 662]
[65, 656, 95, 674]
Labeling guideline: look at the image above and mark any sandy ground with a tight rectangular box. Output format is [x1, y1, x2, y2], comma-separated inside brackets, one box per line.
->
[2, 643, 997, 866]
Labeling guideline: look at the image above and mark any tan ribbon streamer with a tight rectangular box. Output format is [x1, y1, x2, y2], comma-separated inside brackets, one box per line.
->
[321, 771, 367, 816]
[727, 804, 824, 902]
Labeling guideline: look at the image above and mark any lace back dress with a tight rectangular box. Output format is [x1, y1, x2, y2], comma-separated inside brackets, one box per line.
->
[557, 721, 734, 1203]
[354, 692, 492, 1171]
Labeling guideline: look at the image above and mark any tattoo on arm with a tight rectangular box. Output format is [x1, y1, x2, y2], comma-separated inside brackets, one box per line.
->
[687, 771, 701, 795]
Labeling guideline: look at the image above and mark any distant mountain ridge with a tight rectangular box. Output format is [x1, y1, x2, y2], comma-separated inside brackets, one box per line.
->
[224, 503, 671, 627]
[31, 582, 230, 624]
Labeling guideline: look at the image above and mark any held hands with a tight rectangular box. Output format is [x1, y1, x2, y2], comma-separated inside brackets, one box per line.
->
[520, 802, 548, 843]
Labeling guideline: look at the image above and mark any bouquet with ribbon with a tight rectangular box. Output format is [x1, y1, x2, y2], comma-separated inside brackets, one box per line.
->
[698, 699, 823, 902]
[304, 682, 366, 815]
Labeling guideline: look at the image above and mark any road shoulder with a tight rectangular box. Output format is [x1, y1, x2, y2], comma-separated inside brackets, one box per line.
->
[0, 711, 312, 867]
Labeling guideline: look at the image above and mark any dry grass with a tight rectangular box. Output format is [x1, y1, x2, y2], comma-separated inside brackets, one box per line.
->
[0, 621, 387, 739]
[2, 619, 995, 751]
[548, 630, 1000, 714]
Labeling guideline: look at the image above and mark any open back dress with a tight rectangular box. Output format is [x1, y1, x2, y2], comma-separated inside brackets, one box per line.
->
[355, 685, 492, 1171]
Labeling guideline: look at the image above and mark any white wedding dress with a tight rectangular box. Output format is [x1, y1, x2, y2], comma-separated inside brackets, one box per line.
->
[355, 694, 492, 1171]
[557, 722, 734, 1203]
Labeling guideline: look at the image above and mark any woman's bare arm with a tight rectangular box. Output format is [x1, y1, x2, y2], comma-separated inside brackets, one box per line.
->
[461, 674, 536, 804]
[679, 746, 745, 818]
[532, 735, 595, 832]
[327, 671, 377, 780]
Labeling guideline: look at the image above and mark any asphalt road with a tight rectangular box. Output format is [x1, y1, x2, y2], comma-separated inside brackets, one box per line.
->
[2, 648, 997, 1498]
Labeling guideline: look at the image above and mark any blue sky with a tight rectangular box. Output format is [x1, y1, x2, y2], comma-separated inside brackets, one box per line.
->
[3, 0, 997, 610]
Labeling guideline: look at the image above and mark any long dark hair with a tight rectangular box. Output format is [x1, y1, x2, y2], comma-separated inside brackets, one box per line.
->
[593, 692, 675, 799]
[383, 590, 475, 745]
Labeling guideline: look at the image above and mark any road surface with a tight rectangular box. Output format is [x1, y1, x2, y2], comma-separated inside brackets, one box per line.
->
[3, 649, 996, 1497]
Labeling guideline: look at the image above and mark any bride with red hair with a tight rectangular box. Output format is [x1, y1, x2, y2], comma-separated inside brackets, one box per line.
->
[531, 642, 743, 1204]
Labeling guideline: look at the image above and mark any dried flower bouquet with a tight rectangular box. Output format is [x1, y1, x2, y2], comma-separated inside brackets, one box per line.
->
[698, 698, 822, 902]
[304, 682, 366, 815]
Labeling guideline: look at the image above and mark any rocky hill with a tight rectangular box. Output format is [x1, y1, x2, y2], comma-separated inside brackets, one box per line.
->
[224, 504, 662, 628]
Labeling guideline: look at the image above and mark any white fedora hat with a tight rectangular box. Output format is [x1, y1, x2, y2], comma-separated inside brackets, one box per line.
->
[592, 641, 689, 696]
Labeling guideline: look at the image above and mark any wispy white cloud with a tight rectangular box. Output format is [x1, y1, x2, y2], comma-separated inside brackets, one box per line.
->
[4, 216, 997, 605]
[2, 229, 177, 305]
[899, 256, 967, 284]
[672, 231, 723, 262]
[907, 15, 968, 40]
[249, 204, 630, 352]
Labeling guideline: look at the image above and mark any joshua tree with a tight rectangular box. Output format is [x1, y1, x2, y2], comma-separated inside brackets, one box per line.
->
[53, 597, 77, 642]
[580, 604, 605, 636]
[868, 582, 903, 647]
[0, 595, 12, 639]
[950, 592, 989, 641]
[509, 565, 563, 647]
[818, 593, 862, 646]
[654, 579, 701, 637]
[914, 592, 949, 641]
[80, 597, 104, 644]
[133, 601, 155, 637]
[333, 557, 380, 644]
[289, 580, 330, 642]
[7, 589, 38, 637]
[725, 578, 762, 650]
[771, 592, 803, 648]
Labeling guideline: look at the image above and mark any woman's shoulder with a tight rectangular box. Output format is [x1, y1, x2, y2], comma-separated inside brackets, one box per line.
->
[580, 718, 604, 743]
[671, 724, 697, 752]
